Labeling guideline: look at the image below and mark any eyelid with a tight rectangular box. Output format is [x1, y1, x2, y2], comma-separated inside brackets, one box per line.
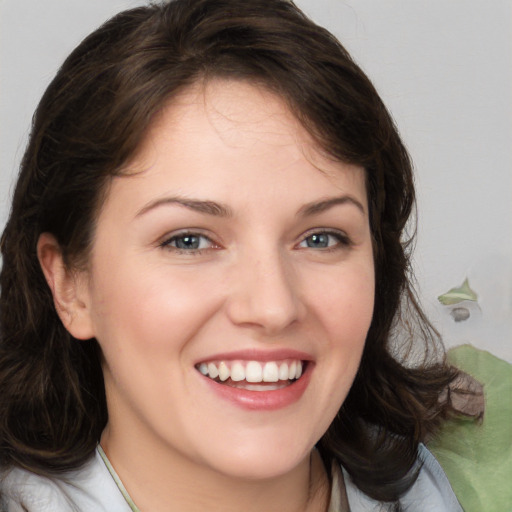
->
[296, 228, 352, 249]
[157, 227, 352, 254]
[159, 229, 221, 252]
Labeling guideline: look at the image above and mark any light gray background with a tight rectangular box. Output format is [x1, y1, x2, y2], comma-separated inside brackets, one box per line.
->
[1, 0, 511, 362]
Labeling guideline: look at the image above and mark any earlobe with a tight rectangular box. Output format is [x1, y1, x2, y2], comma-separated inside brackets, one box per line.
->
[37, 232, 95, 340]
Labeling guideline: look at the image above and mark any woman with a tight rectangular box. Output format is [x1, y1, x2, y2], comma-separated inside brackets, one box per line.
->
[0, 0, 463, 510]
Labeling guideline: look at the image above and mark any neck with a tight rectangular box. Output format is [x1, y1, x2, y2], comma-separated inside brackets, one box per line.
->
[100, 426, 330, 512]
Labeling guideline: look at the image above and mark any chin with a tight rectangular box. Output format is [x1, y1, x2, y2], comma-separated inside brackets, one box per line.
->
[194, 428, 316, 481]
[214, 453, 308, 481]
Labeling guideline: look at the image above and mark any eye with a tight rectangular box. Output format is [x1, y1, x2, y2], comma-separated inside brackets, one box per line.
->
[298, 230, 350, 250]
[160, 232, 216, 253]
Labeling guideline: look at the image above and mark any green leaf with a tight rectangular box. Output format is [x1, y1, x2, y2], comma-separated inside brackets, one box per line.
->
[438, 278, 478, 305]
[428, 345, 512, 511]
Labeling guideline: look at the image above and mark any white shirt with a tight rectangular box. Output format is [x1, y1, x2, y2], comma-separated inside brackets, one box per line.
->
[0, 444, 462, 511]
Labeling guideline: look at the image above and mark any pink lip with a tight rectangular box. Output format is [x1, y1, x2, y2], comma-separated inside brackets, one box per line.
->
[197, 359, 314, 411]
[195, 348, 314, 365]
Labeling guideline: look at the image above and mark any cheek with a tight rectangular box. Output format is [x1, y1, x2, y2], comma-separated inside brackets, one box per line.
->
[305, 260, 374, 399]
[87, 259, 225, 360]
[308, 259, 375, 338]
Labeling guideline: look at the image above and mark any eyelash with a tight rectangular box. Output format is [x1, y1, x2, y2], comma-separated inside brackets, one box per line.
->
[159, 231, 217, 255]
[159, 229, 351, 255]
[297, 229, 352, 252]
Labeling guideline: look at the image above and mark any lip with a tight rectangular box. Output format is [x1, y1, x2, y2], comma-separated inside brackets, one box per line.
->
[194, 348, 314, 365]
[196, 349, 314, 411]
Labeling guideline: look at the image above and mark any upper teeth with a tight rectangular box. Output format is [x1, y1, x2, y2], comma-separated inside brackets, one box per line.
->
[197, 360, 303, 383]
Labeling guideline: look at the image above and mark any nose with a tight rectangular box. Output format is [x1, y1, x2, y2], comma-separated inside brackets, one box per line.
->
[225, 249, 304, 334]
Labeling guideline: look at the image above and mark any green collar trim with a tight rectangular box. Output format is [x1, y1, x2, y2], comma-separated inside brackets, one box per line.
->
[97, 445, 141, 512]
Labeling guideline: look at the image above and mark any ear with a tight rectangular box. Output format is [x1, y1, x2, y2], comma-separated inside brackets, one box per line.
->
[37, 232, 95, 340]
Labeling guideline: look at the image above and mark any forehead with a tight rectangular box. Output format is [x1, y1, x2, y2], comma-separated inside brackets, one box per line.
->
[135, 80, 315, 162]
[114, 79, 367, 209]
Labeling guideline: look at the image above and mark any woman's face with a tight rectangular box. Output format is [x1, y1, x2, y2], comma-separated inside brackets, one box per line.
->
[79, 80, 375, 480]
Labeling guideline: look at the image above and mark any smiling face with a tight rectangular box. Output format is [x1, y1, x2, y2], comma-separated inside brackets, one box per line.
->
[73, 80, 375, 482]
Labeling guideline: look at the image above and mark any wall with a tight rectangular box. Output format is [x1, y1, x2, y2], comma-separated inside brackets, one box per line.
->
[1, 0, 511, 361]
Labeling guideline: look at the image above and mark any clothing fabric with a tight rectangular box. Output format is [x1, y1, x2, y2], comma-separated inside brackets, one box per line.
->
[0, 444, 462, 511]
[336, 444, 463, 511]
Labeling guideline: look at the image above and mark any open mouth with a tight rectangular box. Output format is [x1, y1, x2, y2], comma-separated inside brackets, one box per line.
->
[196, 359, 305, 391]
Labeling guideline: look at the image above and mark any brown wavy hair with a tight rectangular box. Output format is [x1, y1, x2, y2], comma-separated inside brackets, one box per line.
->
[0, 0, 457, 504]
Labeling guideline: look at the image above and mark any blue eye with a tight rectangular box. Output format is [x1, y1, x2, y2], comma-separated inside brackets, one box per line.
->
[299, 231, 348, 250]
[174, 235, 201, 250]
[304, 233, 330, 248]
[162, 233, 213, 252]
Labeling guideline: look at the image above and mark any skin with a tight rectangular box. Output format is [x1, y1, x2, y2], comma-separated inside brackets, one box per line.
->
[38, 80, 374, 511]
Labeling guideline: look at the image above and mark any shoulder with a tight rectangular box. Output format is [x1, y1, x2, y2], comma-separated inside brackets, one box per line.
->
[342, 444, 463, 511]
[399, 444, 464, 511]
[0, 450, 130, 512]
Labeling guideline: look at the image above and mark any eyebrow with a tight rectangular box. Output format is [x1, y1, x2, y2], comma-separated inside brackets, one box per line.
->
[136, 196, 233, 218]
[136, 194, 365, 219]
[297, 195, 366, 217]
